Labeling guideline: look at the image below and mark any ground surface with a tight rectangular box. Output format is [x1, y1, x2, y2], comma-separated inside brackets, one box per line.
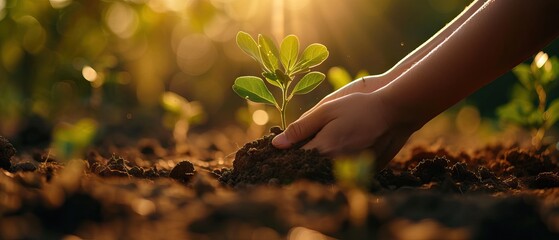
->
[1, 129, 559, 240]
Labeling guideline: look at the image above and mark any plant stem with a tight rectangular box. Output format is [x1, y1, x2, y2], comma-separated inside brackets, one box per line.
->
[280, 84, 288, 130]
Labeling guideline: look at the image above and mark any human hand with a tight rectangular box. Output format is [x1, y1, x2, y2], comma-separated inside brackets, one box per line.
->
[272, 90, 421, 169]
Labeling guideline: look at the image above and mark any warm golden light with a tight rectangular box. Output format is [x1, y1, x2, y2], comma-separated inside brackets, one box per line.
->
[252, 109, 269, 126]
[456, 105, 480, 135]
[0, 0, 6, 21]
[105, 2, 138, 38]
[288, 227, 329, 240]
[535, 51, 549, 69]
[132, 198, 156, 216]
[82, 66, 98, 82]
[49, 0, 73, 9]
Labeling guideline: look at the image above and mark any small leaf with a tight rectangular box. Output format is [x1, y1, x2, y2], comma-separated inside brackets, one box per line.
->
[233, 76, 277, 106]
[258, 34, 280, 72]
[275, 69, 290, 84]
[327, 67, 352, 90]
[545, 99, 559, 128]
[292, 72, 326, 95]
[262, 72, 277, 80]
[541, 57, 559, 86]
[236, 31, 261, 64]
[263, 72, 282, 88]
[496, 99, 534, 127]
[512, 64, 533, 90]
[294, 43, 329, 71]
[280, 35, 299, 72]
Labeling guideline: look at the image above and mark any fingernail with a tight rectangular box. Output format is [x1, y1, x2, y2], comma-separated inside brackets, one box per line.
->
[272, 133, 290, 148]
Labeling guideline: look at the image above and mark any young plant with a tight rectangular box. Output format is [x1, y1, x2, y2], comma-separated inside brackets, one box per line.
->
[232, 31, 329, 129]
[497, 51, 559, 146]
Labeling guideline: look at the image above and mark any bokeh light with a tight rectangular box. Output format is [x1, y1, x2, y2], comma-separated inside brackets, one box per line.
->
[252, 110, 269, 126]
[49, 0, 72, 9]
[82, 66, 98, 82]
[535, 51, 549, 68]
[0, 0, 6, 21]
[456, 105, 481, 135]
[105, 2, 139, 38]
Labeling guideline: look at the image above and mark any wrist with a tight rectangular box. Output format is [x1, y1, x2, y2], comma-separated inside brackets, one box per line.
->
[375, 85, 428, 132]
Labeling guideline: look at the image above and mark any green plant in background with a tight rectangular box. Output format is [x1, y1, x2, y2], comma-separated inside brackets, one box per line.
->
[327, 67, 370, 90]
[232, 31, 329, 129]
[52, 118, 98, 161]
[161, 91, 205, 143]
[497, 51, 559, 146]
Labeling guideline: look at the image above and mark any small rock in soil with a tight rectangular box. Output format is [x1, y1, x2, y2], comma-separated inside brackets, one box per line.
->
[0, 136, 16, 170]
[170, 160, 196, 183]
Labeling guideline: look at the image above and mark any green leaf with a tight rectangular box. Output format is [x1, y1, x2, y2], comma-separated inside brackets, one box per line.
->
[496, 99, 534, 127]
[327, 67, 352, 90]
[275, 69, 290, 84]
[292, 72, 326, 95]
[294, 43, 329, 71]
[233, 76, 277, 106]
[236, 31, 261, 64]
[541, 57, 559, 87]
[545, 99, 559, 128]
[280, 35, 299, 72]
[512, 64, 533, 90]
[262, 72, 282, 88]
[258, 34, 280, 72]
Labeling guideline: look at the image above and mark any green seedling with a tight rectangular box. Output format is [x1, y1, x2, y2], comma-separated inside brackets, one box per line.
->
[497, 51, 559, 145]
[232, 31, 329, 129]
[52, 118, 98, 161]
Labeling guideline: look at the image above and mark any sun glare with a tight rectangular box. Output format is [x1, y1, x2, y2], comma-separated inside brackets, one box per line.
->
[535, 51, 549, 69]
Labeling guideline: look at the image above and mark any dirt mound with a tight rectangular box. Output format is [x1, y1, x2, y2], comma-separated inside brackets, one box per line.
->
[0, 136, 16, 170]
[219, 128, 334, 187]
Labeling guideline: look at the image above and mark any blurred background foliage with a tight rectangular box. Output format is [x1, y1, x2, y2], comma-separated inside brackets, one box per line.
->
[1, 0, 558, 147]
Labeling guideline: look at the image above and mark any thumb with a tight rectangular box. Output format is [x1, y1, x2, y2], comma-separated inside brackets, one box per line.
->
[272, 107, 329, 149]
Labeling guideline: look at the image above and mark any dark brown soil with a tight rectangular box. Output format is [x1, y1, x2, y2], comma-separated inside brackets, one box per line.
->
[169, 160, 196, 183]
[0, 136, 16, 170]
[2, 130, 559, 239]
[218, 128, 334, 187]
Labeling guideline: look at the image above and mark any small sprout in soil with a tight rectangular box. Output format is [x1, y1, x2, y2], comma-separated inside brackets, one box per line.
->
[161, 92, 205, 143]
[497, 51, 559, 146]
[232, 31, 329, 129]
[52, 118, 98, 161]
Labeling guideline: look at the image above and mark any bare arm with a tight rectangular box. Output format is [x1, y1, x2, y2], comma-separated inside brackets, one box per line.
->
[309, 0, 486, 111]
[274, 0, 559, 168]
[383, 0, 559, 127]
[381, 0, 486, 80]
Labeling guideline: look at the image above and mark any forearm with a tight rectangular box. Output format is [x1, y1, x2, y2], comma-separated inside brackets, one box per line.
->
[358, 0, 485, 91]
[383, 0, 486, 79]
[383, 0, 559, 126]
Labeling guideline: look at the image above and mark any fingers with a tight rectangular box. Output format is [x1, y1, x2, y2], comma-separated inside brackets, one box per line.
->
[272, 106, 331, 149]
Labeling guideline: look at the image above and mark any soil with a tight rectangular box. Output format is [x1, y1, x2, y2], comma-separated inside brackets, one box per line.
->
[1, 129, 559, 239]
[218, 127, 334, 187]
